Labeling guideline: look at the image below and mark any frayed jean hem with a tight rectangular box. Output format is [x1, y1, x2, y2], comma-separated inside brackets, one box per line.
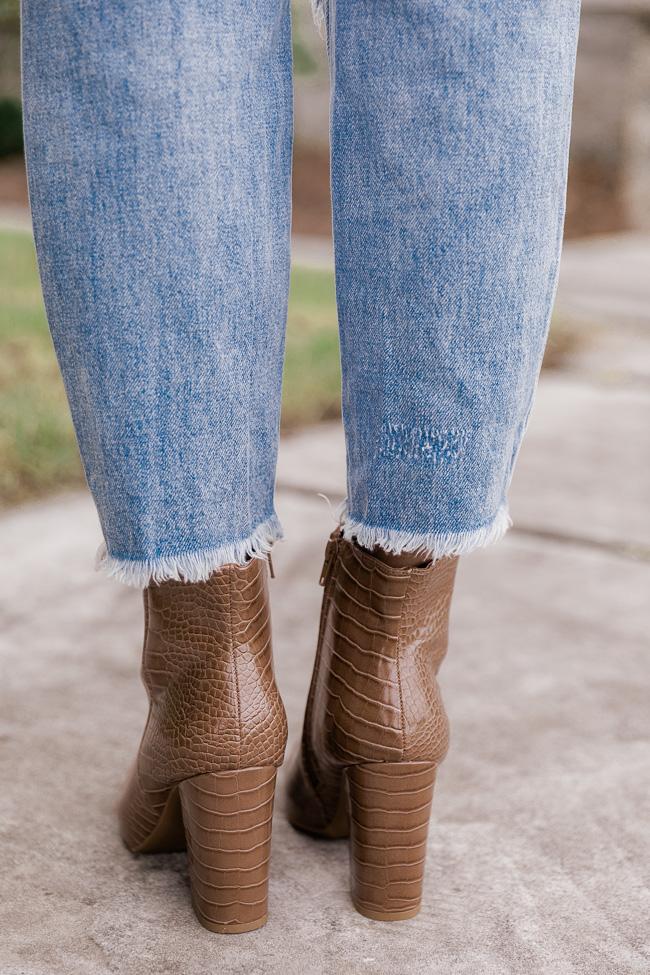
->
[339, 505, 512, 561]
[95, 513, 283, 588]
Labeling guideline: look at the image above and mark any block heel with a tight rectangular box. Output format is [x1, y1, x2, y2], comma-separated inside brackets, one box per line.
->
[178, 766, 277, 934]
[347, 762, 438, 921]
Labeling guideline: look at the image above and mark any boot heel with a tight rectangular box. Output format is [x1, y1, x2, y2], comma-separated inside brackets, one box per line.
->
[178, 766, 277, 934]
[347, 762, 437, 921]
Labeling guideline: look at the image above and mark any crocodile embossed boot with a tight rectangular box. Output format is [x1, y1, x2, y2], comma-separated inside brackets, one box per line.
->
[119, 558, 287, 934]
[286, 531, 457, 921]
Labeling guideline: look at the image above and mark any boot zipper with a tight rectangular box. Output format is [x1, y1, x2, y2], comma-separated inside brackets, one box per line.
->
[319, 537, 339, 587]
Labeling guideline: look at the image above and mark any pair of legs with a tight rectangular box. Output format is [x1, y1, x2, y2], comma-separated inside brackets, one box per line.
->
[21, 0, 580, 935]
[22, 0, 579, 578]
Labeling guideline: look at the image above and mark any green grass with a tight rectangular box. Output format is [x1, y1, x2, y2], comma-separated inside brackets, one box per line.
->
[0, 230, 342, 506]
[0, 228, 577, 508]
[0, 231, 83, 505]
[284, 264, 341, 428]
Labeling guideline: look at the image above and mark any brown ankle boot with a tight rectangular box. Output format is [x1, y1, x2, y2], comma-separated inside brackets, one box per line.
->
[119, 558, 287, 934]
[286, 531, 457, 921]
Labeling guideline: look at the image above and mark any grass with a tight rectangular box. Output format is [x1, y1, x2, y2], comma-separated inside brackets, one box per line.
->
[0, 228, 577, 508]
[283, 264, 341, 428]
[0, 231, 83, 505]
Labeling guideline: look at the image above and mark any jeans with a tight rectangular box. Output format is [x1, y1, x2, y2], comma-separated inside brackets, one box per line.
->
[21, 0, 580, 586]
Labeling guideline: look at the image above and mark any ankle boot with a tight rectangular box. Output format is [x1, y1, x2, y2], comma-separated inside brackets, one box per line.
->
[286, 531, 457, 921]
[119, 558, 287, 934]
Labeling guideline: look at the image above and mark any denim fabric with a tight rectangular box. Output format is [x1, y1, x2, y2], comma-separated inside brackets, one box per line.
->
[22, 0, 580, 585]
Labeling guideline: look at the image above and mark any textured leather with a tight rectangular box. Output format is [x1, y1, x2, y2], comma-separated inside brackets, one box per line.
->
[119, 558, 287, 853]
[179, 767, 276, 933]
[348, 762, 438, 920]
[287, 532, 457, 835]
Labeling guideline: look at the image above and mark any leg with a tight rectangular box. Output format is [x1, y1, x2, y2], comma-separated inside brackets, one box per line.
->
[289, 0, 580, 921]
[22, 1, 292, 933]
[329, 0, 580, 555]
[22, 0, 293, 584]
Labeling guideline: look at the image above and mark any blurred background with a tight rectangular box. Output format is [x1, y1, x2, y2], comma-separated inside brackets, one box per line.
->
[1, 0, 650, 507]
[1, 4, 649, 971]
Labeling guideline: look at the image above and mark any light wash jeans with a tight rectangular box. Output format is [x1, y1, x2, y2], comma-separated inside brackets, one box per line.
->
[21, 0, 580, 586]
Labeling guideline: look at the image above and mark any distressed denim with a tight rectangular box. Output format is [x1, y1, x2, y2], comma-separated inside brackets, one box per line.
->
[21, 0, 580, 586]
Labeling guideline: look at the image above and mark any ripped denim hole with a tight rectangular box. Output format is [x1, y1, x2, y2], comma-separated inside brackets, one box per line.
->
[378, 422, 468, 465]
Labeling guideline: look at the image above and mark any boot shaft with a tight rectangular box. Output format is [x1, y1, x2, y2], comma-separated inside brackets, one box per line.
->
[308, 534, 457, 769]
[139, 558, 287, 785]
